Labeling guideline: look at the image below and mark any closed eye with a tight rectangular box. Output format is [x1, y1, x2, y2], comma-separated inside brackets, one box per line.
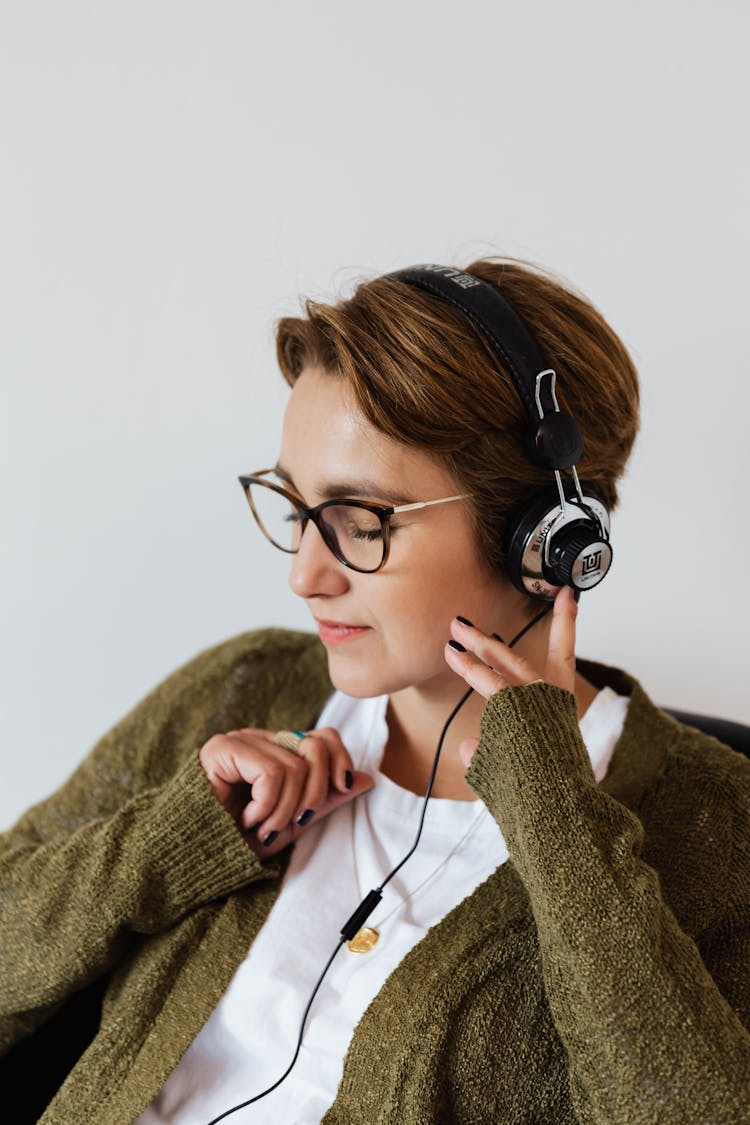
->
[351, 526, 383, 542]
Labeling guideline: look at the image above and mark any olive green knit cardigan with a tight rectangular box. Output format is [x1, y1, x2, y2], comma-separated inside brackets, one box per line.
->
[1, 629, 749, 1124]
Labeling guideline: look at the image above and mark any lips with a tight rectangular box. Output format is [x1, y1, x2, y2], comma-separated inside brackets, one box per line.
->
[314, 618, 372, 645]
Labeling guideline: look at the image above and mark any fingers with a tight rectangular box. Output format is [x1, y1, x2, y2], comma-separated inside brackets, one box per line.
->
[306, 726, 357, 795]
[198, 724, 360, 852]
[249, 727, 352, 838]
[199, 731, 293, 839]
[444, 641, 505, 701]
[543, 585, 578, 693]
[444, 618, 538, 701]
[242, 746, 308, 836]
[443, 587, 578, 700]
[254, 770, 375, 859]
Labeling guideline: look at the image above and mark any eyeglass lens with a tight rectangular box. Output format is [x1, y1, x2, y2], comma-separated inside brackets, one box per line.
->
[248, 481, 386, 571]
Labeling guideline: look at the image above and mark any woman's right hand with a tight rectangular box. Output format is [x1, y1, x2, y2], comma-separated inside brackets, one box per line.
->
[198, 727, 374, 857]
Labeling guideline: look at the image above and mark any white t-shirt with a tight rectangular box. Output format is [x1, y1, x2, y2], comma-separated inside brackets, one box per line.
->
[138, 685, 628, 1125]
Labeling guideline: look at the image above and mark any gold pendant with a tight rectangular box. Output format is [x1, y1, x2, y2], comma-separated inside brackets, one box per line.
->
[347, 926, 380, 954]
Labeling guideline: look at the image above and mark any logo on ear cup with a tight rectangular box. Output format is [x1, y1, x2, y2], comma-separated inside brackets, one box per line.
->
[568, 540, 612, 590]
[582, 550, 602, 575]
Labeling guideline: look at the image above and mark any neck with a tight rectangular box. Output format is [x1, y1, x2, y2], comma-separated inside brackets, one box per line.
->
[383, 680, 488, 800]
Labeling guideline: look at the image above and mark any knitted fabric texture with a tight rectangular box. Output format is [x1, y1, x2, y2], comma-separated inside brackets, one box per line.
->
[1, 629, 749, 1124]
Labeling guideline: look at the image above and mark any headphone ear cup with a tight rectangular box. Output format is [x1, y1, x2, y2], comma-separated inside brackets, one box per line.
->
[504, 486, 612, 601]
[504, 487, 563, 601]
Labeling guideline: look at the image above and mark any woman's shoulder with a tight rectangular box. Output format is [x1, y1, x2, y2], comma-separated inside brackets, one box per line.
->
[628, 675, 750, 798]
[170, 626, 326, 685]
[638, 714, 750, 932]
[641, 708, 750, 860]
[73, 628, 333, 797]
[146, 626, 332, 728]
[596, 665, 750, 926]
[581, 655, 749, 851]
[579, 655, 749, 785]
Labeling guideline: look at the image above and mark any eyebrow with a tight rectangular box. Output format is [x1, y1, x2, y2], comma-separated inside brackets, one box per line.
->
[273, 463, 417, 506]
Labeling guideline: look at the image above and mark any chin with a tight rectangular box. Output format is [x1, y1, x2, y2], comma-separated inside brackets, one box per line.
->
[324, 647, 446, 700]
[325, 650, 392, 699]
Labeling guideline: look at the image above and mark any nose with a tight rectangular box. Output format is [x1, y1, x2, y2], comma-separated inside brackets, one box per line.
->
[287, 520, 350, 600]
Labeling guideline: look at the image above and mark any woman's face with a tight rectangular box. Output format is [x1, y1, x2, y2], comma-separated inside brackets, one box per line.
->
[278, 366, 525, 699]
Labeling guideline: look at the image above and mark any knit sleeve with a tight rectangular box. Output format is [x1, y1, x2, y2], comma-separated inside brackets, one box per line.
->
[0, 634, 288, 1054]
[465, 681, 750, 1125]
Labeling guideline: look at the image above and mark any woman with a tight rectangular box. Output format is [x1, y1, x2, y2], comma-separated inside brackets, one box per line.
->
[2, 258, 749, 1124]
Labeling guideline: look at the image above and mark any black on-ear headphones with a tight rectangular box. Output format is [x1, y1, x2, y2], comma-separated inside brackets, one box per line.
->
[385, 263, 613, 601]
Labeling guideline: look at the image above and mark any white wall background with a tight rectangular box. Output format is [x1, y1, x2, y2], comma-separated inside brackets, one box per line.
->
[2, 1, 748, 829]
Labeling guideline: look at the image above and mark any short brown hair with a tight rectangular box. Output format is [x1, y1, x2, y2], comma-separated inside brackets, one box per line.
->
[275, 257, 640, 589]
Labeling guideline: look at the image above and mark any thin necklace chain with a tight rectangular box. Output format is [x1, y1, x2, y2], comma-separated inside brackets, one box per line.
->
[348, 782, 488, 938]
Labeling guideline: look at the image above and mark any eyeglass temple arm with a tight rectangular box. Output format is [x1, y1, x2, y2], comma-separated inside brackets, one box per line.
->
[392, 494, 467, 514]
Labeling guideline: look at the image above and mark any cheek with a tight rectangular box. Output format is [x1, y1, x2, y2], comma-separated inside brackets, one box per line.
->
[378, 561, 454, 622]
[376, 566, 471, 653]
[386, 603, 451, 662]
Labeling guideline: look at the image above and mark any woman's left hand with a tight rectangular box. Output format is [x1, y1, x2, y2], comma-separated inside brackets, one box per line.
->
[444, 585, 578, 769]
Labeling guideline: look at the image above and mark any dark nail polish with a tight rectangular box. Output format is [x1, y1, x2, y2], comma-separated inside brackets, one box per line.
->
[262, 830, 279, 846]
[448, 639, 466, 653]
[456, 615, 474, 627]
[296, 808, 315, 826]
[345, 770, 353, 790]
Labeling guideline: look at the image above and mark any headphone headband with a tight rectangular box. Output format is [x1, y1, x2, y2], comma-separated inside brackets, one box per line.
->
[384, 262, 612, 599]
[386, 264, 583, 470]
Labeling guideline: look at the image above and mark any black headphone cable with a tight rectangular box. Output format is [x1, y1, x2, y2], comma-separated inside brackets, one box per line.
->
[204, 604, 552, 1123]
